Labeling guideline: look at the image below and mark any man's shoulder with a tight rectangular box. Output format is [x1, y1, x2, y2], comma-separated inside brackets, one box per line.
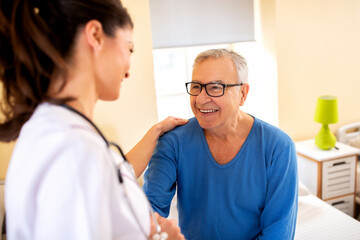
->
[252, 118, 296, 164]
[159, 117, 200, 144]
[165, 117, 199, 135]
[253, 117, 294, 146]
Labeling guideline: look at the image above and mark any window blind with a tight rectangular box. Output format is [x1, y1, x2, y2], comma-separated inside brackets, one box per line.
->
[149, 0, 255, 49]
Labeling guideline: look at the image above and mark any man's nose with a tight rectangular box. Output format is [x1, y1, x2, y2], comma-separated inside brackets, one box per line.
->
[196, 87, 211, 103]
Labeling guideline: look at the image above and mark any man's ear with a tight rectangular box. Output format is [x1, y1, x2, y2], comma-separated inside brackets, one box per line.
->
[84, 20, 104, 54]
[239, 83, 249, 106]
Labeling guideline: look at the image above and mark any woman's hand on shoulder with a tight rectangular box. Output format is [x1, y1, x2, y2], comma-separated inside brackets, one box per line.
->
[155, 116, 188, 137]
[126, 116, 187, 178]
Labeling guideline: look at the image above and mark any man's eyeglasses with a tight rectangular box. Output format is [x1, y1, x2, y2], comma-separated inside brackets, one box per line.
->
[185, 82, 243, 97]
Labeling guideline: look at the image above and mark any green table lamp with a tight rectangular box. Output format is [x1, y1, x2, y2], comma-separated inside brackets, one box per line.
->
[314, 95, 338, 150]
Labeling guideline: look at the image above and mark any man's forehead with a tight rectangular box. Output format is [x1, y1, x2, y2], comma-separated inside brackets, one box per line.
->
[193, 57, 236, 75]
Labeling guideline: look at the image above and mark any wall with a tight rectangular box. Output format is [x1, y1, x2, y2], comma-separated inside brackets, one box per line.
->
[0, 0, 158, 180]
[0, 143, 14, 180]
[276, 0, 360, 141]
[256, 0, 277, 61]
[93, 0, 158, 153]
[0, 85, 15, 180]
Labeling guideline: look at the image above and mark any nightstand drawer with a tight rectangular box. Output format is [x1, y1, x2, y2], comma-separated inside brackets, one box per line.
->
[322, 156, 356, 199]
[325, 195, 354, 217]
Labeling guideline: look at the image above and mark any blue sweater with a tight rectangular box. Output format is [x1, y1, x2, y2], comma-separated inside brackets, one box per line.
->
[143, 117, 298, 240]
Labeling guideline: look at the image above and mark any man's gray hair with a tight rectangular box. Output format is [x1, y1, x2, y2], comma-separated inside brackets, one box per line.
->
[193, 49, 248, 84]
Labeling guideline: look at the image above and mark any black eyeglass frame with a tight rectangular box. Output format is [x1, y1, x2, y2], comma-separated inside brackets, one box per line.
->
[185, 82, 243, 97]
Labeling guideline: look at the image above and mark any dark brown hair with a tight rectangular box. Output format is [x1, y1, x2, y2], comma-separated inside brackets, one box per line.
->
[0, 0, 133, 142]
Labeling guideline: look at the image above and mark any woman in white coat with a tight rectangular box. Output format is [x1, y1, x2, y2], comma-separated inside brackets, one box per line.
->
[0, 0, 186, 239]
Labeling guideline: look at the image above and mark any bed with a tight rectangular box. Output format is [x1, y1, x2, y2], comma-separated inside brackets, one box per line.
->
[295, 182, 360, 239]
[168, 182, 360, 239]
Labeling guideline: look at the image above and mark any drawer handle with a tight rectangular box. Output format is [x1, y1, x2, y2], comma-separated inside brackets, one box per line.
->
[332, 161, 346, 166]
[331, 200, 345, 206]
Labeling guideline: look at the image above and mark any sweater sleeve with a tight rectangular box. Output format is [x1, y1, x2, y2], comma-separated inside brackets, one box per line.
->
[143, 135, 177, 217]
[257, 141, 298, 239]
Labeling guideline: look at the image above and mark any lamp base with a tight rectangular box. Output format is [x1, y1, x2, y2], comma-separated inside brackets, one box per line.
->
[315, 124, 336, 150]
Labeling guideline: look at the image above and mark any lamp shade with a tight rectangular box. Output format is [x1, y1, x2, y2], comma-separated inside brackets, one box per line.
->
[314, 96, 338, 124]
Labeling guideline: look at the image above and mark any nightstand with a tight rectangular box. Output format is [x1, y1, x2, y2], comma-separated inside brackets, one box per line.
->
[296, 139, 360, 217]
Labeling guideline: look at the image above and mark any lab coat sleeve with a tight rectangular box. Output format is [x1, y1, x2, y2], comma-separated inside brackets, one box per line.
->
[257, 141, 298, 240]
[34, 137, 114, 240]
[143, 135, 177, 217]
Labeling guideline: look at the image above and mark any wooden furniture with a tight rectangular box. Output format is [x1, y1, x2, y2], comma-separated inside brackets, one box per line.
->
[296, 139, 360, 217]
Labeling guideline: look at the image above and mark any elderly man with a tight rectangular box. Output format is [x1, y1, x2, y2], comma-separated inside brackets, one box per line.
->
[144, 49, 298, 240]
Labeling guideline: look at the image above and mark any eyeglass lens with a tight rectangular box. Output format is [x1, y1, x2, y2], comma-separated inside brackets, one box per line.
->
[187, 83, 224, 97]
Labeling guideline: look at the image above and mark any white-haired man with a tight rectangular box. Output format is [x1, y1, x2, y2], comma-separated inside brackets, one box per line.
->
[144, 49, 298, 240]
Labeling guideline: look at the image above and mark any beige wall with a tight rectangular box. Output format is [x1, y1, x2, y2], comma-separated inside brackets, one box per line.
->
[0, 83, 16, 180]
[0, 0, 157, 180]
[94, 0, 158, 153]
[0, 143, 14, 180]
[275, 0, 360, 141]
[256, 0, 277, 61]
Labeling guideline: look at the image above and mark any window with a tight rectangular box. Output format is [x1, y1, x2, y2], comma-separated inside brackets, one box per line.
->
[153, 42, 279, 126]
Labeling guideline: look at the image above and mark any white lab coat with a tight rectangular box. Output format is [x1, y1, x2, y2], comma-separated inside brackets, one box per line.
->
[5, 103, 150, 240]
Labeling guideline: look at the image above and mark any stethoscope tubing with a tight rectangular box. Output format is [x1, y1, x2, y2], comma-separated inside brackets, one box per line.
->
[59, 103, 162, 239]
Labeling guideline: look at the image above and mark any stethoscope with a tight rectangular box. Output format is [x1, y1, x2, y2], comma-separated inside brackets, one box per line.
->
[60, 104, 168, 240]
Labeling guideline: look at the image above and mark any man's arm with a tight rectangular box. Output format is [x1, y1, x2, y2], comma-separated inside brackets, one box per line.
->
[126, 117, 187, 178]
[143, 135, 178, 217]
[258, 141, 298, 239]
